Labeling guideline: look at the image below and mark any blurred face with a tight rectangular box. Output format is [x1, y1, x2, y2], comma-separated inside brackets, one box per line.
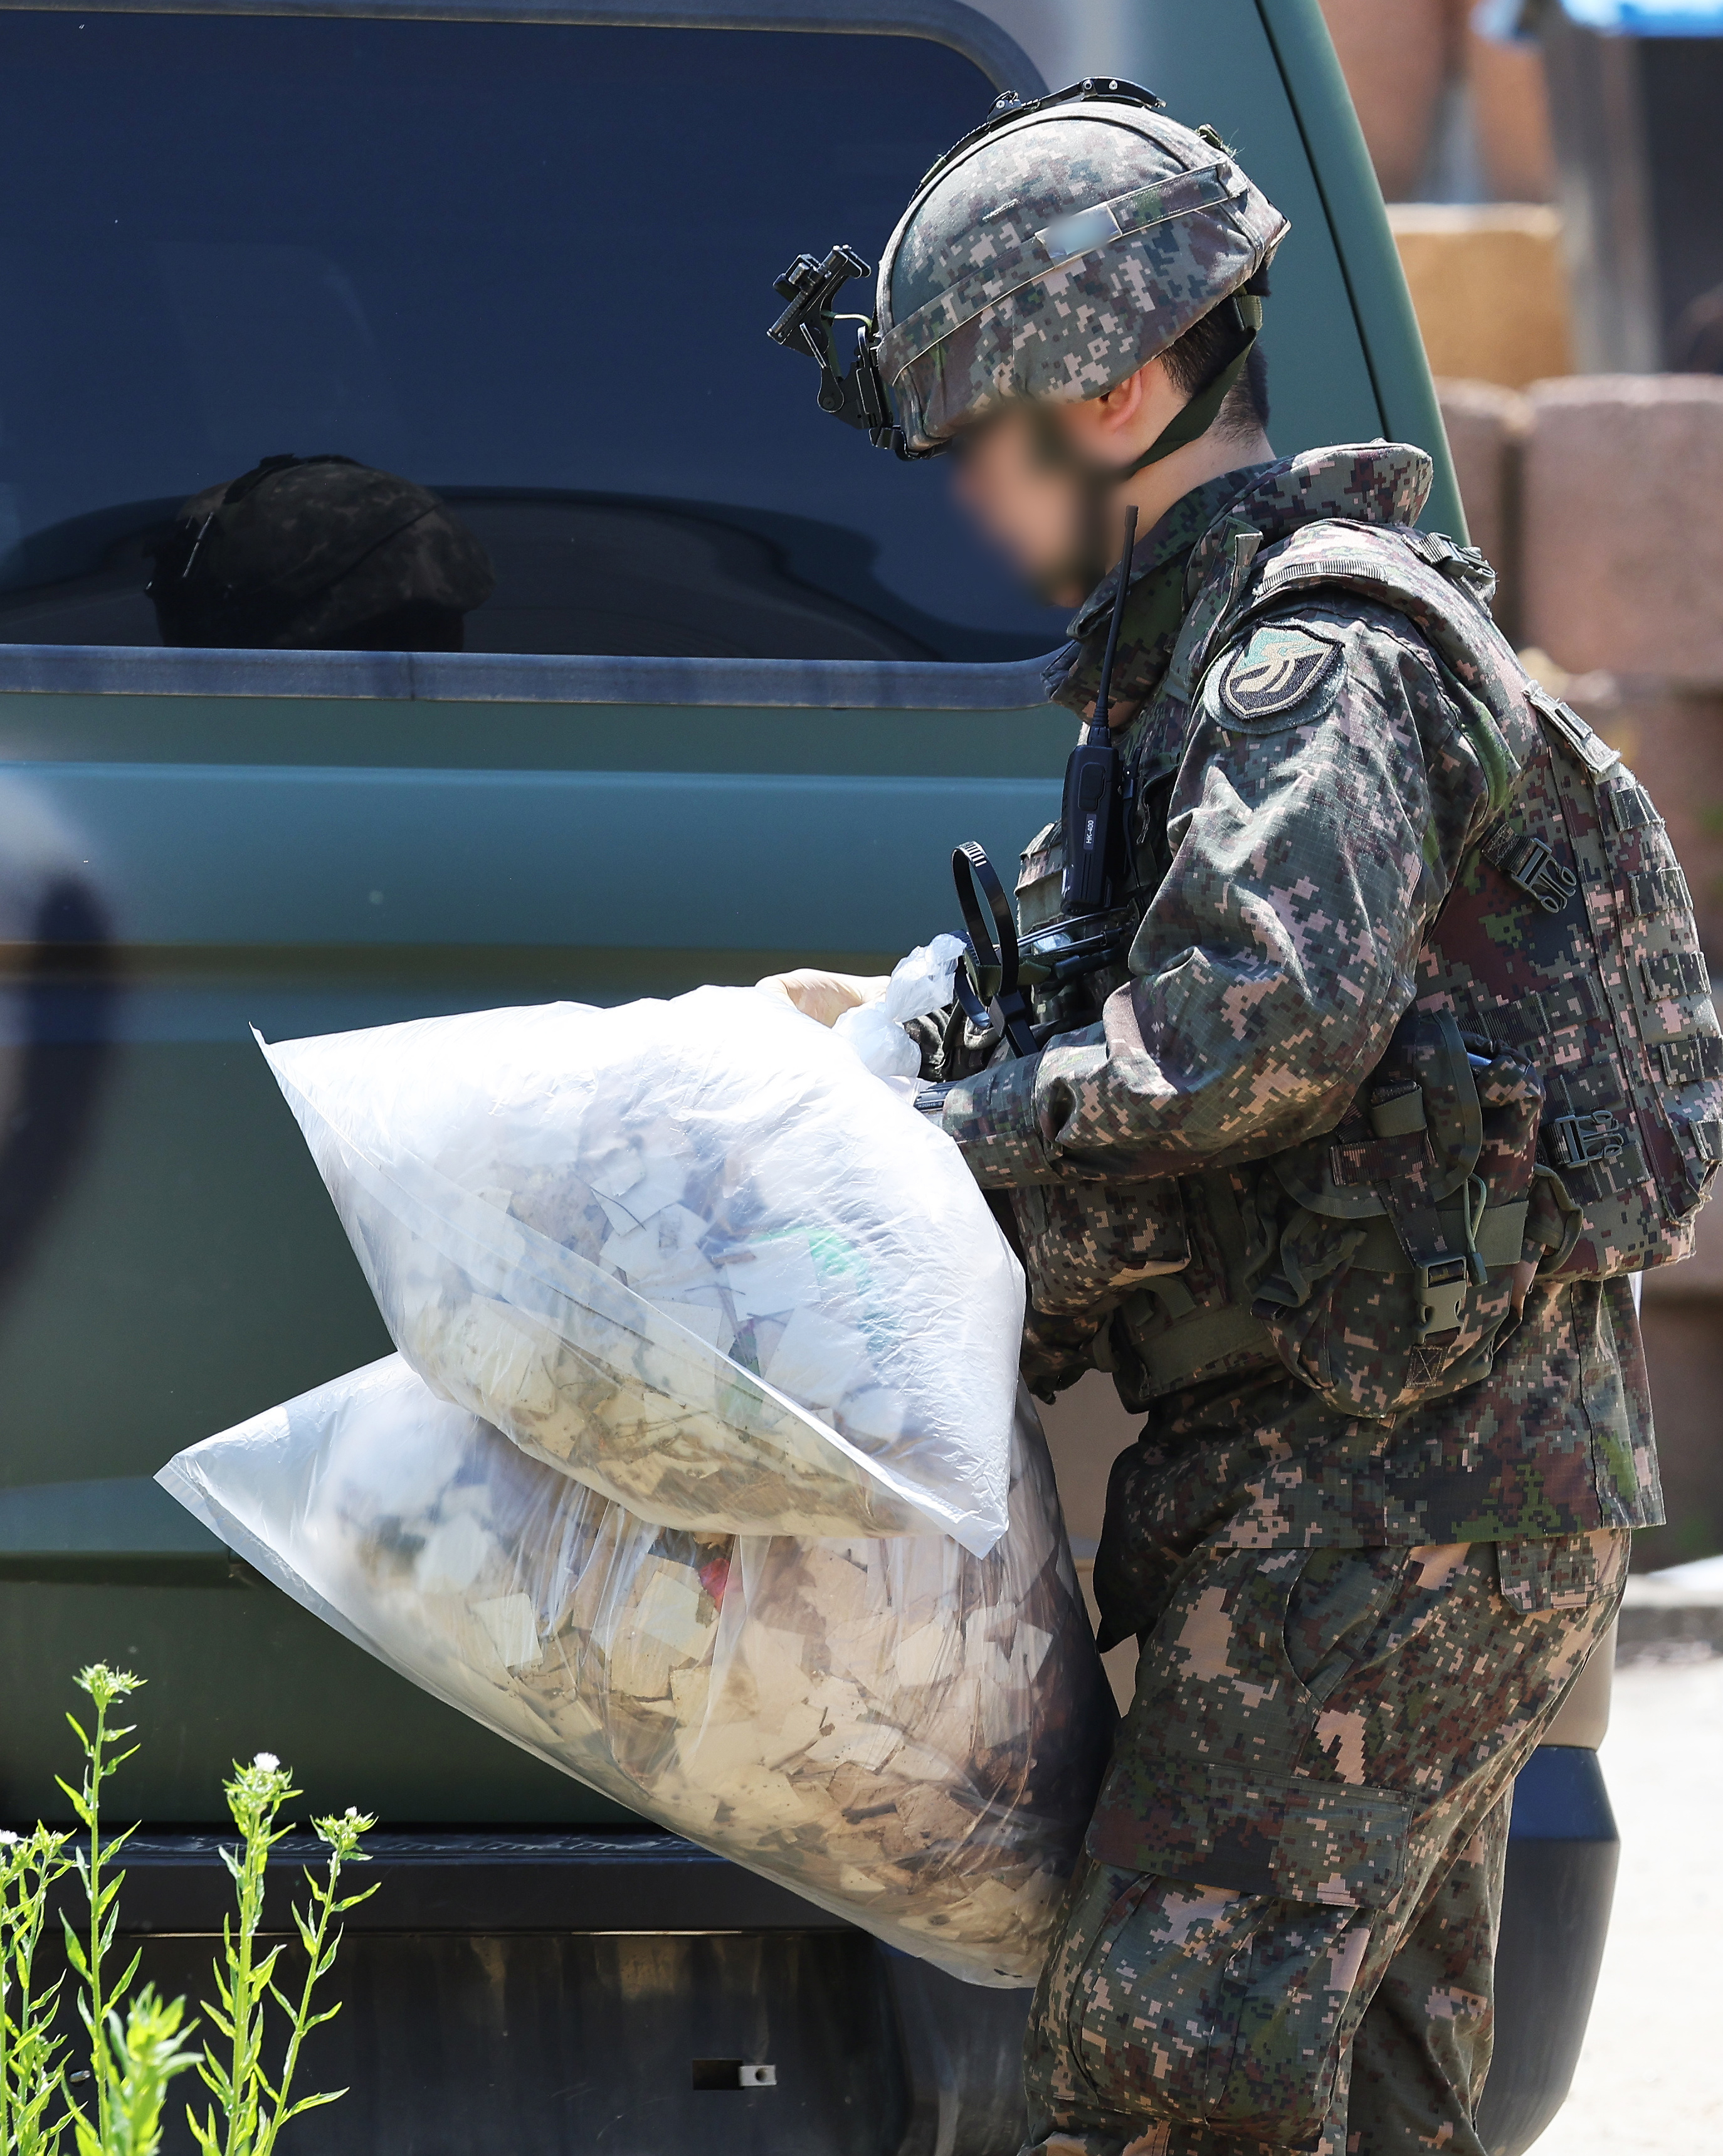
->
[947, 406, 1086, 604]
[944, 359, 1191, 608]
[941, 356, 1273, 615]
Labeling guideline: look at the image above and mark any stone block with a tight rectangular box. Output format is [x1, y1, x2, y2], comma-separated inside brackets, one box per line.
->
[1467, 25, 1557, 204]
[1435, 376, 1528, 636]
[1319, 0, 1453, 202]
[1629, 1301, 1723, 1570]
[1523, 376, 1723, 681]
[1324, 2, 1554, 206]
[1389, 204, 1573, 388]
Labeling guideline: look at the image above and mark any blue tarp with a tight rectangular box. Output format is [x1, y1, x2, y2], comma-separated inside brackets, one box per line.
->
[1554, 0, 1723, 32]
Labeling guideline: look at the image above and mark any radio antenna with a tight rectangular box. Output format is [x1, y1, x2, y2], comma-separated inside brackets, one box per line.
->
[1087, 505, 1138, 742]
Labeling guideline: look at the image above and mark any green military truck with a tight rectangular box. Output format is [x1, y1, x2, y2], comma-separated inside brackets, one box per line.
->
[0, 1, 1616, 2147]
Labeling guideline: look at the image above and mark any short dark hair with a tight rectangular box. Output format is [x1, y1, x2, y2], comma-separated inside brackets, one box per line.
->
[1160, 294, 1271, 440]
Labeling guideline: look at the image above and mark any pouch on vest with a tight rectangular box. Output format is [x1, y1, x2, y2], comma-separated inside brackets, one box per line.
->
[1013, 816, 1139, 1037]
[1248, 1009, 1560, 1420]
[1446, 696, 1723, 1276]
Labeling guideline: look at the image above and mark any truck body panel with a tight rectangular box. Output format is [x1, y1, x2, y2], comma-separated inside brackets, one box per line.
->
[0, 4, 1604, 2147]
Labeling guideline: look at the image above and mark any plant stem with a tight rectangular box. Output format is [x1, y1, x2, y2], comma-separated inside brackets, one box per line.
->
[1, 1832, 23, 2154]
[191, 1757, 293, 2156]
[2, 1836, 16, 2154]
[83, 1714, 107, 2148]
[1, 1827, 73, 2156]
[55, 1667, 142, 2154]
[75, 1991, 198, 2156]
[252, 1811, 374, 2156]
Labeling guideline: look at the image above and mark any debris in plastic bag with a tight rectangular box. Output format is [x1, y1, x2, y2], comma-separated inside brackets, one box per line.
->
[256, 988, 1023, 1554]
[158, 1356, 1117, 1987]
[831, 934, 967, 1081]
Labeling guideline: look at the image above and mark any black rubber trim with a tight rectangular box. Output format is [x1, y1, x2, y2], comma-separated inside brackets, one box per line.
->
[0, 642, 1063, 711]
[44, 1830, 855, 1935]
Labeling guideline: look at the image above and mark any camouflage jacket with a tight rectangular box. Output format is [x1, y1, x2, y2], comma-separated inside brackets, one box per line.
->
[928, 443, 1693, 1550]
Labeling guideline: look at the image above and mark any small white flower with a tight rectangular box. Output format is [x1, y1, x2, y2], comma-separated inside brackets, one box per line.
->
[0, 1829, 20, 1847]
[252, 1751, 281, 1772]
[344, 1806, 358, 1819]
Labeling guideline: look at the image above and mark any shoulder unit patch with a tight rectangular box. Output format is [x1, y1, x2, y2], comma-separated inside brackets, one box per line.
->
[1219, 624, 1342, 724]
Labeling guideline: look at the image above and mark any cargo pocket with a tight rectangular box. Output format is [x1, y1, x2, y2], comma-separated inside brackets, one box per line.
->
[1068, 1770, 1408, 2142]
[1084, 1763, 1411, 1909]
[1496, 1528, 1628, 1614]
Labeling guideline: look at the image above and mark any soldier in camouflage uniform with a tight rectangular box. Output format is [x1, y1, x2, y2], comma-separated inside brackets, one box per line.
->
[763, 79, 1722, 2155]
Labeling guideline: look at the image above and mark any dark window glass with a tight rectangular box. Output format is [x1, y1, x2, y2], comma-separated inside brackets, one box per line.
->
[0, 13, 1068, 659]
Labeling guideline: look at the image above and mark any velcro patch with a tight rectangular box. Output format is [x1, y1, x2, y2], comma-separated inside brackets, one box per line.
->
[1220, 625, 1342, 724]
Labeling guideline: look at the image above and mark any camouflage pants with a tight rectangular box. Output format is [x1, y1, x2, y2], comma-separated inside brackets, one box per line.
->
[1021, 1529, 1628, 2156]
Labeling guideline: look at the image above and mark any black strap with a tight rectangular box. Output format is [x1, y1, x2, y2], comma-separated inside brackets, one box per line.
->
[952, 842, 1038, 1057]
[1115, 292, 1262, 478]
[1026, 287, 1263, 594]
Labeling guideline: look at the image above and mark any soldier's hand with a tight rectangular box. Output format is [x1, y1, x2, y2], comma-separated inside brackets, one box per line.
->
[754, 968, 890, 1027]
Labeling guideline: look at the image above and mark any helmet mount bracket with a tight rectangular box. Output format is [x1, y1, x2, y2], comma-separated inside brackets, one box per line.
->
[766, 243, 937, 462]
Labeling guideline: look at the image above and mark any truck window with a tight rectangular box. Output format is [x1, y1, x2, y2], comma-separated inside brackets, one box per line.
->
[0, 12, 1070, 660]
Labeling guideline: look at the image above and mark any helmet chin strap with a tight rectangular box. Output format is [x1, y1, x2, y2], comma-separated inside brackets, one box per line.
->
[1030, 290, 1262, 606]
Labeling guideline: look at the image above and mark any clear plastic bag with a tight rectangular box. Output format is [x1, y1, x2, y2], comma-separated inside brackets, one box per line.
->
[831, 933, 966, 1081]
[258, 988, 1023, 1555]
[159, 1356, 1115, 1986]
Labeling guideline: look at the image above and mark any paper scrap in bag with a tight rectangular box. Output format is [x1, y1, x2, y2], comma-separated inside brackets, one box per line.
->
[255, 988, 1025, 1553]
[157, 1355, 1117, 1987]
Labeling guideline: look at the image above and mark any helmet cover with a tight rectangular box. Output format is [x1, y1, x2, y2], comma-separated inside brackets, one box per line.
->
[875, 94, 1289, 453]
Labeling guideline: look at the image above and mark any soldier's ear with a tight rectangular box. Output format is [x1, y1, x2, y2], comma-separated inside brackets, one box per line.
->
[1066, 358, 1181, 453]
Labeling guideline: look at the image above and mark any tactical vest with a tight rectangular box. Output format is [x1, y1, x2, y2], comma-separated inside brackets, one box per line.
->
[1009, 520, 1723, 1420]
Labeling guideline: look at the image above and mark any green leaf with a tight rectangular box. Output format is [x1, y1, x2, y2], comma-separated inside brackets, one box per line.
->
[278, 2086, 347, 2122]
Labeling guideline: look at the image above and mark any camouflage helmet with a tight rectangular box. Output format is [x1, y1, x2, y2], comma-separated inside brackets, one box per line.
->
[148, 455, 495, 651]
[873, 80, 1289, 455]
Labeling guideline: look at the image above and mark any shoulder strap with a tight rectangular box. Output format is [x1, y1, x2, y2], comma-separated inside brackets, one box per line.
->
[1167, 517, 1562, 847]
[1180, 518, 1530, 726]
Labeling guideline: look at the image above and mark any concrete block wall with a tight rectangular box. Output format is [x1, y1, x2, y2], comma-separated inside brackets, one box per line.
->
[1394, 209, 1573, 388]
[1319, 0, 1556, 204]
[1319, 0, 1457, 202]
[1520, 376, 1723, 682]
[1435, 376, 1527, 635]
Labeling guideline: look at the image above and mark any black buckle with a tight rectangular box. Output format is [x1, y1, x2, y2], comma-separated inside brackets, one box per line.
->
[1499, 835, 1578, 915]
[1545, 1109, 1626, 1170]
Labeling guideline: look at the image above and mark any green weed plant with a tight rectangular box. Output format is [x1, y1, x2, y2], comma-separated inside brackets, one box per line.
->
[0, 1667, 374, 2156]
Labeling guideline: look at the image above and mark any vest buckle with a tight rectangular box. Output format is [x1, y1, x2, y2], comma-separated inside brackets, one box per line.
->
[1489, 832, 1579, 916]
[1415, 1257, 1470, 1340]
[1545, 1108, 1626, 1171]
